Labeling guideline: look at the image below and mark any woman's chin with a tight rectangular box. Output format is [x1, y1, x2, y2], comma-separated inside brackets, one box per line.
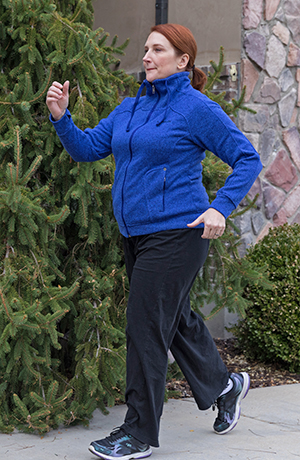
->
[145, 70, 157, 82]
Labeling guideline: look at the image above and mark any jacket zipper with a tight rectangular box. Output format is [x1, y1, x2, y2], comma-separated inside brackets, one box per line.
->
[121, 86, 161, 236]
[162, 167, 167, 212]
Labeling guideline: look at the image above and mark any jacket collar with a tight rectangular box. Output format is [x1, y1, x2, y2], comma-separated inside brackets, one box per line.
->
[144, 71, 191, 96]
[126, 72, 191, 131]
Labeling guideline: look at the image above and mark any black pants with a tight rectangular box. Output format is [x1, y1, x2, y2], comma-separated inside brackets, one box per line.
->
[121, 229, 228, 447]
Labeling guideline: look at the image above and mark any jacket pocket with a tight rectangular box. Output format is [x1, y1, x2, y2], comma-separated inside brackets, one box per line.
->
[144, 166, 167, 220]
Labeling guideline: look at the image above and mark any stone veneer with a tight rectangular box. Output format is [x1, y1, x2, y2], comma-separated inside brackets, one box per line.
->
[238, 0, 300, 251]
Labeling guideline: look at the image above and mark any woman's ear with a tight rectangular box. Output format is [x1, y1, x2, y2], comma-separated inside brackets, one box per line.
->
[177, 53, 189, 70]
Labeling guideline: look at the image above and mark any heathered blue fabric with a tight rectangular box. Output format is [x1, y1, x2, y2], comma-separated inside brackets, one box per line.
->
[51, 72, 262, 237]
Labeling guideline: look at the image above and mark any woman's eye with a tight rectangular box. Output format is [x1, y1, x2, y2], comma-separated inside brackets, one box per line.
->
[144, 47, 163, 54]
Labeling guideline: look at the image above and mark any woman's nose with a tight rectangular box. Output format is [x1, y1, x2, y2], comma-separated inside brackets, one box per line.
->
[143, 51, 150, 62]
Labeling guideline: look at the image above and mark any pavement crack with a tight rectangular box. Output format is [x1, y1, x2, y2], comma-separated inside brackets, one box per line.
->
[228, 447, 277, 454]
[242, 414, 300, 430]
[248, 429, 265, 437]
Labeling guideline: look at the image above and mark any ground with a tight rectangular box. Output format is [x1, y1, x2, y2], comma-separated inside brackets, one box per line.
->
[166, 338, 300, 398]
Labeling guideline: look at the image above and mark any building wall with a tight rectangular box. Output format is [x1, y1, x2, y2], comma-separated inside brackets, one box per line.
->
[92, 0, 243, 74]
[92, 0, 154, 74]
[237, 0, 300, 252]
[169, 0, 242, 65]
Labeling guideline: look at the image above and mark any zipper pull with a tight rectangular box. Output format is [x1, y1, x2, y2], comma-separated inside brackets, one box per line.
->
[152, 85, 155, 94]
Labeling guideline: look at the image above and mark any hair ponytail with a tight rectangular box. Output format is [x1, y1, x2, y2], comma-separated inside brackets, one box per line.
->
[191, 67, 207, 93]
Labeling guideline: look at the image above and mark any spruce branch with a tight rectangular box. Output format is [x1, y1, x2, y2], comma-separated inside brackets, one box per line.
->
[191, 50, 269, 320]
[0, 289, 13, 322]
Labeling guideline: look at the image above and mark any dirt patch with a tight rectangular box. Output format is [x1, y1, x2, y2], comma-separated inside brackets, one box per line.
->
[166, 338, 300, 398]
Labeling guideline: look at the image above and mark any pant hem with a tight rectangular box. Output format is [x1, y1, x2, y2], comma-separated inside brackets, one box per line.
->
[121, 423, 159, 448]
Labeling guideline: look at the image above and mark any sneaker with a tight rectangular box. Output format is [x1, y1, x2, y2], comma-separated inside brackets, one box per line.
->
[88, 427, 152, 460]
[213, 372, 250, 435]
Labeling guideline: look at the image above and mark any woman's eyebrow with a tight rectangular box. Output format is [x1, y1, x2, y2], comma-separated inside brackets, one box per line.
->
[145, 43, 165, 49]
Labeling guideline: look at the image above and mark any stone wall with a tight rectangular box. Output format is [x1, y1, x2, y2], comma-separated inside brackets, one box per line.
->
[238, 0, 300, 250]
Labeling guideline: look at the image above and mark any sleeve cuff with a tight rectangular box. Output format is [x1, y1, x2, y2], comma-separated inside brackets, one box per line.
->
[49, 109, 72, 135]
[209, 195, 236, 219]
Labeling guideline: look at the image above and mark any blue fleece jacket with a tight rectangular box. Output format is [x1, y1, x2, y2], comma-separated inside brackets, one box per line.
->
[50, 72, 262, 237]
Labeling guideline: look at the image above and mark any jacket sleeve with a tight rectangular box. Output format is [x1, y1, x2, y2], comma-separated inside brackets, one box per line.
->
[50, 107, 117, 162]
[188, 96, 263, 219]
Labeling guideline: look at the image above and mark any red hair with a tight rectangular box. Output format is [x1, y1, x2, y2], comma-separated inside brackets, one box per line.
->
[150, 23, 207, 93]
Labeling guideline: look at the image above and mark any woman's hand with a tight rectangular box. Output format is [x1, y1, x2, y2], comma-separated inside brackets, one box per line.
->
[46, 81, 69, 121]
[187, 208, 226, 239]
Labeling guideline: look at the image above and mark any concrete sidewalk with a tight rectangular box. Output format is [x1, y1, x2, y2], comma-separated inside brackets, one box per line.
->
[1, 384, 300, 460]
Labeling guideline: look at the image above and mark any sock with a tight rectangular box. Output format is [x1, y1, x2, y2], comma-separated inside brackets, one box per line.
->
[219, 377, 233, 397]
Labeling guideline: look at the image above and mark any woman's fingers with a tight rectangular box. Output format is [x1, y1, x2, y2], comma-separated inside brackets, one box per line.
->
[47, 84, 62, 99]
[47, 81, 68, 101]
[187, 208, 226, 239]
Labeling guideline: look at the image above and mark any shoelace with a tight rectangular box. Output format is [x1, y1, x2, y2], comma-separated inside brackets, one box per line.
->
[212, 397, 225, 421]
[105, 427, 130, 443]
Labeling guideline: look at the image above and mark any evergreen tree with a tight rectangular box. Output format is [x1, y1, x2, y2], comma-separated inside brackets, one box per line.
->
[0, 2, 269, 434]
[191, 48, 271, 319]
[0, 0, 136, 433]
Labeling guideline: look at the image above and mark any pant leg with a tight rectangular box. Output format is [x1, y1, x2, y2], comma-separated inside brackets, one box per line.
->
[170, 297, 228, 410]
[121, 229, 227, 447]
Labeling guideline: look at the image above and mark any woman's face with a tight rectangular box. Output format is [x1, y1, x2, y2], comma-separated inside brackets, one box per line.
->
[143, 32, 188, 82]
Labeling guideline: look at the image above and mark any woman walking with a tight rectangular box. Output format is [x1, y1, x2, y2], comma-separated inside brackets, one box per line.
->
[46, 23, 262, 460]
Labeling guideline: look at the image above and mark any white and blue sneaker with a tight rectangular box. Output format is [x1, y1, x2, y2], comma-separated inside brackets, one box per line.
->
[213, 372, 250, 435]
[89, 427, 152, 460]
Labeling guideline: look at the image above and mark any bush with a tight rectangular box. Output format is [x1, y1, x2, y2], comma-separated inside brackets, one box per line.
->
[233, 223, 300, 372]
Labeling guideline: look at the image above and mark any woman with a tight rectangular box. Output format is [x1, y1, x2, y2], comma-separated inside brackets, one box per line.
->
[46, 23, 262, 460]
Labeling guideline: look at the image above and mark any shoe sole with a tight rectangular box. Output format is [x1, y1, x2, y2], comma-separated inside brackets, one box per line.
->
[214, 371, 250, 435]
[88, 445, 152, 460]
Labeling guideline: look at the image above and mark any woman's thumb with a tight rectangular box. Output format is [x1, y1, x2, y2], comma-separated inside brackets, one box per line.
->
[187, 212, 204, 228]
[62, 80, 69, 96]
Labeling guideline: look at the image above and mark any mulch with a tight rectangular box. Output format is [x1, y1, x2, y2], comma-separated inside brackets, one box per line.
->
[165, 338, 300, 398]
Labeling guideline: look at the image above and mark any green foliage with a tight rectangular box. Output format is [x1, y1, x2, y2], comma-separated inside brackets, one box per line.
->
[191, 50, 270, 320]
[204, 47, 255, 117]
[233, 224, 300, 372]
[0, 0, 136, 434]
[0, 0, 268, 435]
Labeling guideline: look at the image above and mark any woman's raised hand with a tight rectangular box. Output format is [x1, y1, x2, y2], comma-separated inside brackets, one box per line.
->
[46, 81, 69, 121]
